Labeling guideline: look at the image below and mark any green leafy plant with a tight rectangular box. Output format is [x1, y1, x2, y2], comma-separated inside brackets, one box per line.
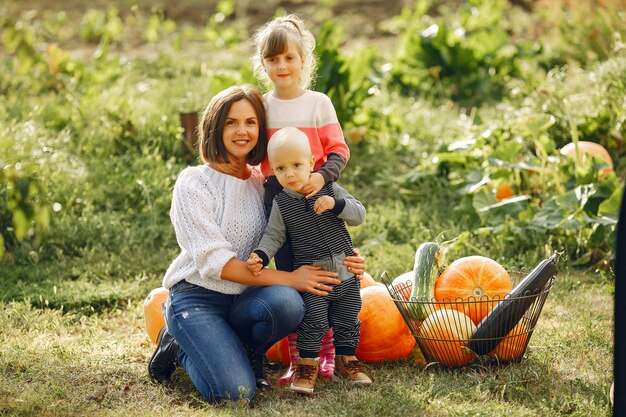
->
[389, 0, 541, 105]
[0, 153, 50, 262]
[79, 8, 124, 44]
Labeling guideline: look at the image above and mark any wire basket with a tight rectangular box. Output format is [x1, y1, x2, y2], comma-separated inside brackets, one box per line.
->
[381, 271, 554, 367]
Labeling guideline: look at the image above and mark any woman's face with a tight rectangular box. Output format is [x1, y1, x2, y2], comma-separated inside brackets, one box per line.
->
[222, 99, 259, 163]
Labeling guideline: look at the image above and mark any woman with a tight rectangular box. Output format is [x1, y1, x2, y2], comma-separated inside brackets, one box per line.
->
[148, 85, 365, 403]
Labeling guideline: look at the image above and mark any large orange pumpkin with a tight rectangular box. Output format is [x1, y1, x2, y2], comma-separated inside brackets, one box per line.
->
[144, 287, 169, 344]
[418, 309, 476, 367]
[560, 141, 614, 178]
[488, 318, 531, 362]
[359, 271, 379, 289]
[356, 285, 416, 363]
[265, 336, 290, 366]
[435, 256, 512, 324]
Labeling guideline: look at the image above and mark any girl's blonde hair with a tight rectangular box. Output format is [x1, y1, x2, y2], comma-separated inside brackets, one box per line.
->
[251, 14, 317, 91]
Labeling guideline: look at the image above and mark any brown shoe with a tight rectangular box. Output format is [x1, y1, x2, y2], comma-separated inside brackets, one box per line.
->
[289, 358, 319, 394]
[334, 355, 372, 385]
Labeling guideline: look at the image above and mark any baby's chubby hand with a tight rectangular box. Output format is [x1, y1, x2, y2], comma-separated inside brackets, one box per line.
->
[314, 195, 335, 214]
[247, 253, 263, 276]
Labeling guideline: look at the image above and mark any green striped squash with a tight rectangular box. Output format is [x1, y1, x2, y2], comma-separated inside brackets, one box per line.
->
[409, 242, 446, 321]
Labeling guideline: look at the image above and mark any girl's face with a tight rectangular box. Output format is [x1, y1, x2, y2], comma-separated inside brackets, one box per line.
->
[222, 99, 259, 163]
[263, 39, 305, 98]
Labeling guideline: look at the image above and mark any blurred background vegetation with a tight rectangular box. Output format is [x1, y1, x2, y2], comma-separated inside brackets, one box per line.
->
[1, 0, 624, 311]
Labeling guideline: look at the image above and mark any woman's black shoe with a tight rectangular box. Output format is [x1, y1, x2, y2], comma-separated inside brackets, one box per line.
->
[148, 327, 179, 383]
[245, 345, 271, 389]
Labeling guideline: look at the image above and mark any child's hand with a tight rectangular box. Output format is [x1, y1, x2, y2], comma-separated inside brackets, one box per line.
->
[247, 253, 263, 276]
[302, 172, 325, 199]
[314, 195, 335, 214]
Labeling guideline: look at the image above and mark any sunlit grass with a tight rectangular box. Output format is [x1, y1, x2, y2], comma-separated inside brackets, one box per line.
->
[0, 271, 612, 417]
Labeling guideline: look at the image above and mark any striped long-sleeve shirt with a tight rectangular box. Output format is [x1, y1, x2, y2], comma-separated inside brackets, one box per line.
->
[254, 182, 365, 281]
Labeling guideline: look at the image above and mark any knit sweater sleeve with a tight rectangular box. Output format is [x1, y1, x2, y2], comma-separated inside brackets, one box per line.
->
[169, 168, 237, 282]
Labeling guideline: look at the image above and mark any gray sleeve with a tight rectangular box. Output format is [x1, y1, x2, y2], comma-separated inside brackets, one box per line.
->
[331, 183, 366, 226]
[255, 200, 287, 259]
[317, 153, 347, 183]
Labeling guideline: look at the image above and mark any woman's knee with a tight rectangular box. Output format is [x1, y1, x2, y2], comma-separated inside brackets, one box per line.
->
[264, 285, 305, 324]
[231, 285, 304, 347]
[239, 285, 304, 323]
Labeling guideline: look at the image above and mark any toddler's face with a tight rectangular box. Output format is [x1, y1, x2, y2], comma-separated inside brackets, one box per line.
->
[270, 144, 314, 194]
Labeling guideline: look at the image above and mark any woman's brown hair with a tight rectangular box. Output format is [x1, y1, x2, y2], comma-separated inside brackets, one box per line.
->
[198, 85, 267, 165]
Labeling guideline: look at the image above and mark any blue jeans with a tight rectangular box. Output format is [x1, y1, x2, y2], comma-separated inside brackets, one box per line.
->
[165, 281, 304, 403]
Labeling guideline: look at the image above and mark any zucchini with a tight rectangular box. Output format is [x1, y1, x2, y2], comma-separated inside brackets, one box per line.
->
[409, 242, 446, 320]
[469, 256, 558, 355]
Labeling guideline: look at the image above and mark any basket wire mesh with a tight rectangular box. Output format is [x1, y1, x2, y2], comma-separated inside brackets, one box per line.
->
[381, 271, 554, 367]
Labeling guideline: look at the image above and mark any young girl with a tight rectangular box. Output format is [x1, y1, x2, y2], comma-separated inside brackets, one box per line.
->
[251, 14, 351, 384]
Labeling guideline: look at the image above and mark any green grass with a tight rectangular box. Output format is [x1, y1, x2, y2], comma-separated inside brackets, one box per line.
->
[0, 270, 612, 417]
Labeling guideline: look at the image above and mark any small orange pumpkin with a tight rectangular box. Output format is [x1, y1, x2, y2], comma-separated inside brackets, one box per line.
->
[418, 309, 476, 367]
[356, 285, 416, 363]
[435, 256, 512, 324]
[144, 287, 169, 344]
[495, 182, 514, 200]
[488, 318, 531, 362]
[265, 336, 290, 366]
[560, 141, 614, 178]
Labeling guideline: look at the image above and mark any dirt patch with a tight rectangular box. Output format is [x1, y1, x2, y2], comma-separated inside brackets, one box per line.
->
[1, 0, 410, 40]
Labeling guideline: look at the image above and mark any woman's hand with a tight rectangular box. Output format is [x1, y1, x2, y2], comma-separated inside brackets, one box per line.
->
[344, 247, 366, 280]
[290, 265, 341, 296]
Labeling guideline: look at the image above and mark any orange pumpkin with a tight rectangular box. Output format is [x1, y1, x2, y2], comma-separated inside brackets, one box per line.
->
[488, 318, 531, 362]
[144, 287, 169, 344]
[435, 256, 512, 324]
[560, 141, 614, 178]
[356, 285, 416, 363]
[265, 336, 290, 366]
[359, 271, 379, 289]
[495, 182, 514, 200]
[418, 309, 476, 367]
[390, 271, 413, 300]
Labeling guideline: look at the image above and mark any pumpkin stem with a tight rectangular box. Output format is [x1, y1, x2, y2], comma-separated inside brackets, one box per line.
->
[472, 286, 484, 298]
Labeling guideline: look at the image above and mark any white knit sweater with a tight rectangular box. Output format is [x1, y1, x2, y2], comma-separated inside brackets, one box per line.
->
[162, 165, 266, 294]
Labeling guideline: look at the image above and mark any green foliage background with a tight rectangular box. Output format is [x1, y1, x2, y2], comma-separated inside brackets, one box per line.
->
[1, 0, 625, 308]
[0, 0, 622, 415]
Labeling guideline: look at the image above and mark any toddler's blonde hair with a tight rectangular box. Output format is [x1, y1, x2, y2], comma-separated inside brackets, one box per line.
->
[251, 14, 317, 90]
